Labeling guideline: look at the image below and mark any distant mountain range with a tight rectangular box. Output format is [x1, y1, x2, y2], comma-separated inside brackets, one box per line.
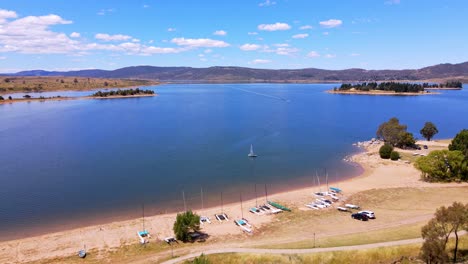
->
[3, 62, 468, 82]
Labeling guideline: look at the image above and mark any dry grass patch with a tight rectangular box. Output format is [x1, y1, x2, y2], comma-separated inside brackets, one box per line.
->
[0, 76, 157, 94]
[201, 244, 422, 264]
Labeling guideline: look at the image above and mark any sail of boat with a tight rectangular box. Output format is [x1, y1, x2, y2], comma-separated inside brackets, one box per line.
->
[248, 144, 258, 157]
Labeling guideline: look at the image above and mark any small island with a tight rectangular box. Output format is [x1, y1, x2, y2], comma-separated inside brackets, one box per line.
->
[328, 81, 463, 95]
[92, 88, 155, 97]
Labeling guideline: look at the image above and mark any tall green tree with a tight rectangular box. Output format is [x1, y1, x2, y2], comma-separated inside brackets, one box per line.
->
[376, 117, 408, 146]
[173, 211, 201, 242]
[396, 131, 416, 148]
[449, 129, 468, 160]
[420, 202, 468, 263]
[420, 122, 439, 141]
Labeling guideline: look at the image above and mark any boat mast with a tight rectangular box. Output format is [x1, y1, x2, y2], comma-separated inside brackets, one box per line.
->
[142, 203, 145, 231]
[316, 171, 321, 193]
[254, 184, 258, 207]
[264, 184, 268, 202]
[326, 169, 329, 191]
[182, 190, 187, 212]
[221, 192, 224, 213]
[200, 187, 204, 211]
[240, 192, 244, 219]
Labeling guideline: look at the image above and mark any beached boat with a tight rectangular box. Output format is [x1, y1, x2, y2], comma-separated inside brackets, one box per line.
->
[337, 207, 349, 212]
[248, 144, 258, 157]
[330, 187, 342, 193]
[268, 201, 291, 212]
[200, 216, 211, 224]
[215, 213, 229, 222]
[345, 204, 360, 209]
[235, 218, 252, 233]
[249, 207, 263, 215]
[305, 203, 320, 210]
[78, 248, 86, 258]
[137, 230, 150, 244]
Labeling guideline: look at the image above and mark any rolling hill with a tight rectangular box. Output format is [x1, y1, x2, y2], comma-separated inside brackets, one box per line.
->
[4, 62, 468, 83]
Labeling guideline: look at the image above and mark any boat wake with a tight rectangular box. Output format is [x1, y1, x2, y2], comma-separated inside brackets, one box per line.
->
[233, 87, 290, 102]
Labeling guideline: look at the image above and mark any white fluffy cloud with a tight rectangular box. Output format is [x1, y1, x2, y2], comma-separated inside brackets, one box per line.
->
[292, 33, 308, 39]
[307, 51, 320, 57]
[171, 38, 230, 48]
[325, 54, 336, 58]
[95, 33, 132, 41]
[300, 25, 313, 30]
[259, 0, 276, 7]
[258, 22, 291, 31]
[249, 59, 271, 64]
[213, 30, 227, 36]
[0, 11, 78, 54]
[319, 19, 343, 28]
[70, 32, 80, 38]
[240, 44, 262, 51]
[0, 9, 17, 22]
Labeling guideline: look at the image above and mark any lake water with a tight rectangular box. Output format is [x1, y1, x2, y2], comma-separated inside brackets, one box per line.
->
[1, 83, 467, 240]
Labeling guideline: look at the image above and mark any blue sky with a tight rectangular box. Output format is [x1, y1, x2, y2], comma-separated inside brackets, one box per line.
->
[0, 0, 467, 72]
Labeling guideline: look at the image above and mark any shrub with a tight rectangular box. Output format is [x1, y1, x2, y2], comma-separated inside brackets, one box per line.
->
[379, 144, 394, 159]
[390, 151, 400, 160]
[0, 96, 4, 100]
[173, 210, 201, 242]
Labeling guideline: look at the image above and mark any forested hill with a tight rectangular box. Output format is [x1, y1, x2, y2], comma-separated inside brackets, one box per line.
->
[4, 62, 468, 83]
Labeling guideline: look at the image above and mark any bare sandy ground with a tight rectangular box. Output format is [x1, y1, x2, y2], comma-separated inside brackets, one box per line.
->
[0, 139, 465, 263]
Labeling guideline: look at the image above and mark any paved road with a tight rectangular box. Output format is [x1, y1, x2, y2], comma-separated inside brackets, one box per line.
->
[161, 231, 466, 264]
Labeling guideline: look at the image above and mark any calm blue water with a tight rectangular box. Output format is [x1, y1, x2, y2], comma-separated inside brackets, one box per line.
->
[0, 83, 467, 240]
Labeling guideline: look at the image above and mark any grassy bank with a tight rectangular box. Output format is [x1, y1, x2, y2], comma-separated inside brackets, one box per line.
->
[0, 76, 158, 94]
[191, 236, 467, 264]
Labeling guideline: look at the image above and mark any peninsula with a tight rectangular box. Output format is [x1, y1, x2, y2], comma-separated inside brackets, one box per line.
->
[0, 88, 156, 104]
[0, 76, 158, 94]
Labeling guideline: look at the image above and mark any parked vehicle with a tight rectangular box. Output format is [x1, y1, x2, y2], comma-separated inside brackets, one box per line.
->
[351, 213, 369, 221]
[423, 145, 428, 149]
[358, 210, 375, 219]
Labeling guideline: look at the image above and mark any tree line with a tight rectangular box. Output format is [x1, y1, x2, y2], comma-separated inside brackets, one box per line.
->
[92, 88, 155, 97]
[335, 80, 463, 93]
[337, 82, 425, 93]
[422, 81, 463, 89]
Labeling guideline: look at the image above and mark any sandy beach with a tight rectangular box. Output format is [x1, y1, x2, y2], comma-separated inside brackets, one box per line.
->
[0, 139, 466, 263]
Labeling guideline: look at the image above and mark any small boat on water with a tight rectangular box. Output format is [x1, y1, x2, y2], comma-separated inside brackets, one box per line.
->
[248, 144, 258, 158]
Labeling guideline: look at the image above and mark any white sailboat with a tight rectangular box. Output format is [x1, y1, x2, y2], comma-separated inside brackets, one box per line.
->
[248, 144, 258, 158]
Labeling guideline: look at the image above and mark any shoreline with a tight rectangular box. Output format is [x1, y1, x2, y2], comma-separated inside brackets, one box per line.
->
[0, 93, 156, 104]
[1, 139, 466, 263]
[0, 156, 364, 242]
[326, 90, 438, 96]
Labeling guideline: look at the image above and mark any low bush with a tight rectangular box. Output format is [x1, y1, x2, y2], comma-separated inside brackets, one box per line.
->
[390, 151, 400, 160]
[379, 144, 394, 159]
